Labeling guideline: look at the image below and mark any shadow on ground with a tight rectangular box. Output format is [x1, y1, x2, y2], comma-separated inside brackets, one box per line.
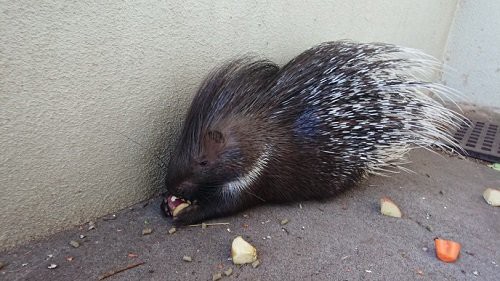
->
[1, 150, 499, 280]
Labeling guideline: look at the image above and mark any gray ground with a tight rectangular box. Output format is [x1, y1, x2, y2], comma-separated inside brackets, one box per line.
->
[1, 149, 499, 281]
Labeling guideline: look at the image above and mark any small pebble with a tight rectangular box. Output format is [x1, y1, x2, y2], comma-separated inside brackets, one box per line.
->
[182, 256, 192, 262]
[266, 235, 271, 239]
[212, 273, 222, 281]
[79, 234, 86, 239]
[365, 270, 372, 273]
[88, 221, 96, 230]
[251, 260, 260, 268]
[299, 204, 303, 209]
[142, 228, 153, 235]
[168, 227, 176, 234]
[21, 263, 28, 267]
[47, 264, 57, 269]
[422, 247, 428, 252]
[227, 228, 231, 232]
[66, 256, 74, 262]
[301, 226, 305, 230]
[472, 270, 479, 276]
[103, 214, 117, 221]
[201, 223, 207, 229]
[224, 267, 233, 276]
[280, 219, 289, 225]
[69, 240, 80, 248]
[425, 225, 433, 232]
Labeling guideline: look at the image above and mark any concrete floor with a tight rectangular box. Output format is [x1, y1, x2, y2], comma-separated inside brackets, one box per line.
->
[1, 149, 499, 281]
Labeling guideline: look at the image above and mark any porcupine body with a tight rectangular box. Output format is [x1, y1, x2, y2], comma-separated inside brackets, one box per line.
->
[162, 41, 461, 225]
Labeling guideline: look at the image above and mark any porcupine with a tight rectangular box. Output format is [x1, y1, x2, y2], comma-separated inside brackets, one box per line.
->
[161, 40, 462, 225]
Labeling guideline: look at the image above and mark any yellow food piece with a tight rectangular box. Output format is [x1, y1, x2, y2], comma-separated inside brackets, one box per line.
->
[231, 236, 257, 265]
[483, 188, 500, 206]
[380, 197, 402, 218]
[172, 202, 190, 217]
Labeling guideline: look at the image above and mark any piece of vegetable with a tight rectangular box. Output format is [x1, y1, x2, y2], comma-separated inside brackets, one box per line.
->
[380, 197, 402, 218]
[167, 196, 190, 217]
[212, 273, 222, 281]
[231, 236, 257, 265]
[483, 188, 500, 206]
[142, 228, 153, 235]
[224, 267, 233, 276]
[435, 238, 461, 262]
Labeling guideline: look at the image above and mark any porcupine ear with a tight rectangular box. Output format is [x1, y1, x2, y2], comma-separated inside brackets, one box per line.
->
[201, 130, 226, 163]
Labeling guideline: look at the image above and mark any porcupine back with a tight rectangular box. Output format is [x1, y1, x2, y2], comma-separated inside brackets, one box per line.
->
[171, 41, 462, 204]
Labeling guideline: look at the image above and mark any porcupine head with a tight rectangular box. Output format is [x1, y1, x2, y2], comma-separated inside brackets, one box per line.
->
[162, 41, 462, 225]
[162, 58, 282, 225]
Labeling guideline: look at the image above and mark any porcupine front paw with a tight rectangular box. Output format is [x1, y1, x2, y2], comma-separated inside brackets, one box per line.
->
[172, 204, 210, 226]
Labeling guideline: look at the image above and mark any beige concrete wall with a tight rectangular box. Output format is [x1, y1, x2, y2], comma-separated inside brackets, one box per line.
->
[0, 0, 458, 248]
[441, 0, 500, 112]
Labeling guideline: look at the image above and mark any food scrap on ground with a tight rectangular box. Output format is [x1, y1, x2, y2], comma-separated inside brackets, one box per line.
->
[69, 240, 80, 248]
[182, 256, 193, 262]
[380, 197, 403, 218]
[212, 272, 222, 281]
[142, 228, 153, 235]
[231, 236, 257, 265]
[98, 261, 145, 280]
[224, 267, 233, 276]
[482, 188, 500, 206]
[251, 260, 260, 268]
[488, 163, 500, 171]
[435, 238, 461, 263]
[280, 219, 289, 225]
[168, 227, 176, 234]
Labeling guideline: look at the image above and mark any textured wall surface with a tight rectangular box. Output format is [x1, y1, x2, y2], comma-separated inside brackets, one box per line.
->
[442, 0, 500, 111]
[0, 0, 457, 248]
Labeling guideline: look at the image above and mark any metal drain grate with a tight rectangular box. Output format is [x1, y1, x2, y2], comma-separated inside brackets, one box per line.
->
[453, 119, 500, 163]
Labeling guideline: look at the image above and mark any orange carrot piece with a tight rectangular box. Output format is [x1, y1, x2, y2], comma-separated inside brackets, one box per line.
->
[435, 238, 461, 263]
